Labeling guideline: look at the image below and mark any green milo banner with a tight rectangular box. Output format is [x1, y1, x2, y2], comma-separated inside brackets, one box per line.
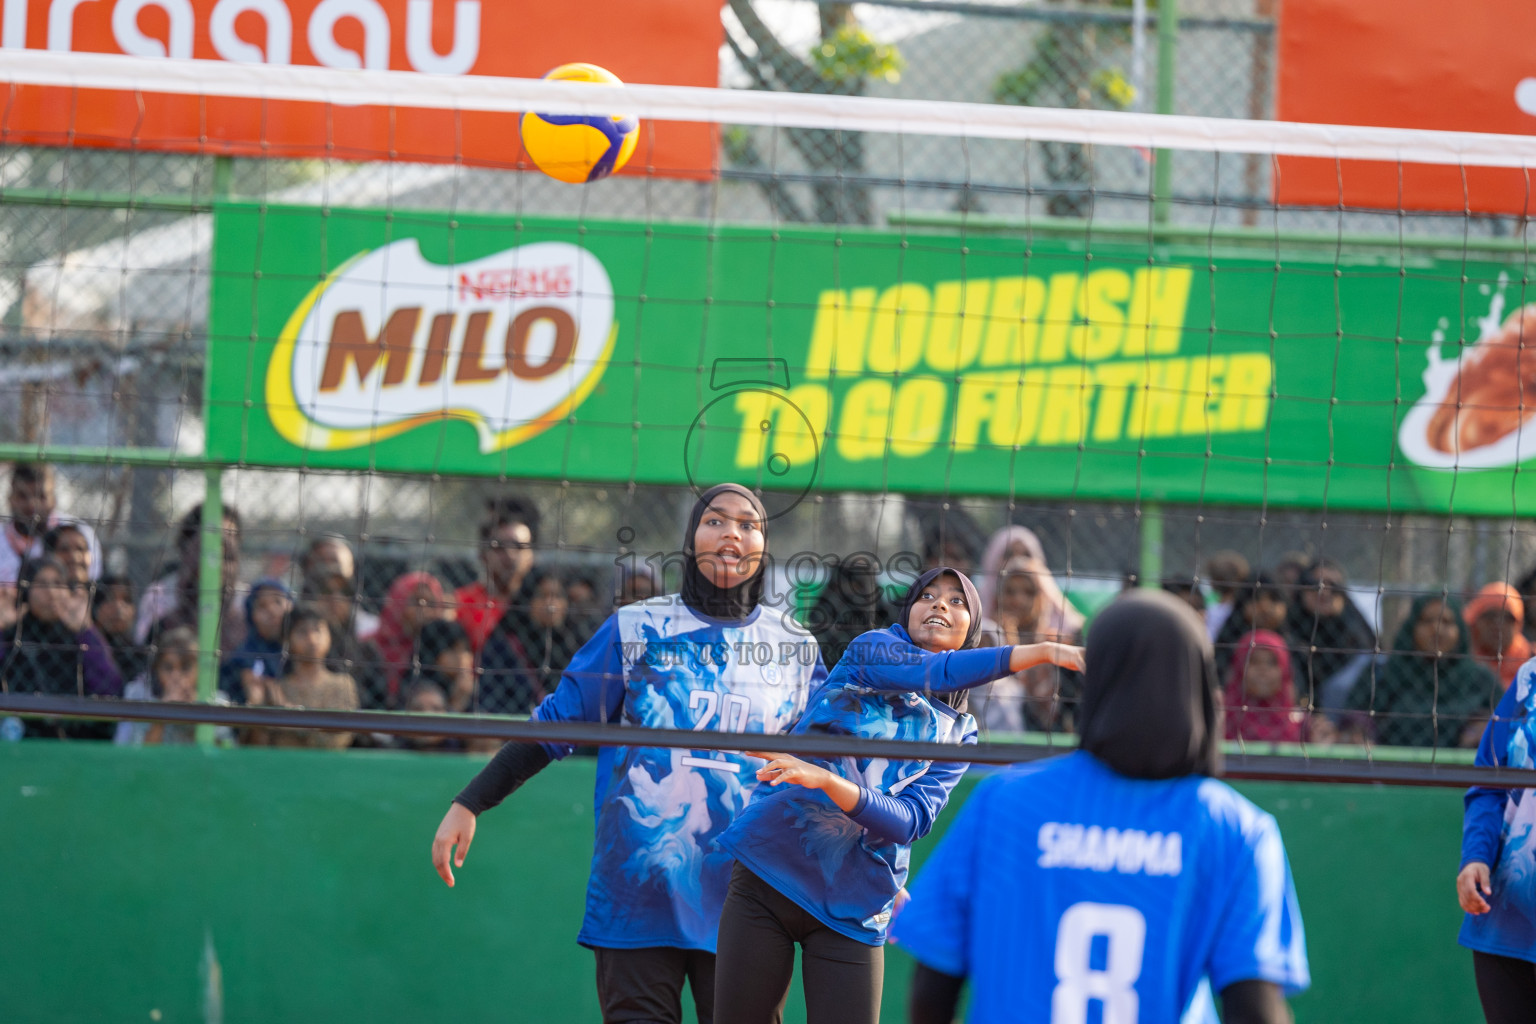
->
[209, 200, 1534, 516]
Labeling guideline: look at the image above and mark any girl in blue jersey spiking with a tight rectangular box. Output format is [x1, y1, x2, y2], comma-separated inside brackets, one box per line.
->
[430, 483, 826, 1024]
[897, 589, 1309, 1024]
[711, 566, 1084, 1024]
[1456, 655, 1536, 1024]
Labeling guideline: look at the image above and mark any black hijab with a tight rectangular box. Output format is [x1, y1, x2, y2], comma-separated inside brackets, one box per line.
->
[1285, 563, 1377, 694]
[1079, 588, 1222, 779]
[898, 566, 985, 712]
[681, 483, 768, 624]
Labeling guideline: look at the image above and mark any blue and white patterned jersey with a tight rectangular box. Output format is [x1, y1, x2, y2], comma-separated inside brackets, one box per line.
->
[718, 625, 998, 946]
[896, 752, 1310, 1024]
[531, 595, 823, 952]
[1460, 659, 1536, 962]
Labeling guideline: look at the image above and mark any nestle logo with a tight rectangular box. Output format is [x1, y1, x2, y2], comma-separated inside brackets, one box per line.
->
[457, 267, 573, 302]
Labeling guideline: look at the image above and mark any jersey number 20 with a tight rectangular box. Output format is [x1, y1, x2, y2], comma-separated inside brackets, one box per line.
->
[681, 689, 753, 774]
[1052, 902, 1146, 1024]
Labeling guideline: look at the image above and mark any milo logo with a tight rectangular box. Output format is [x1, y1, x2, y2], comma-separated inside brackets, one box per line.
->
[265, 239, 616, 452]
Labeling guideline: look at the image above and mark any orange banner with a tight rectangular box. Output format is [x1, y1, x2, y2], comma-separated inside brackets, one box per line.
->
[1276, 0, 1536, 213]
[0, 0, 721, 177]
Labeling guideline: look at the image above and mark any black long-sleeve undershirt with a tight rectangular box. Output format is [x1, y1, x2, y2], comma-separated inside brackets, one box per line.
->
[454, 741, 552, 814]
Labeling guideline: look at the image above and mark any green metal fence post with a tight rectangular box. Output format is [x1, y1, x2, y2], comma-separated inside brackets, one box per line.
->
[1139, 503, 1164, 589]
[1152, 0, 1179, 224]
[194, 471, 224, 745]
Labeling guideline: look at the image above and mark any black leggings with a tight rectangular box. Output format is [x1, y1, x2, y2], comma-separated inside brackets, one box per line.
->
[594, 945, 716, 1024]
[1474, 950, 1536, 1024]
[714, 862, 883, 1024]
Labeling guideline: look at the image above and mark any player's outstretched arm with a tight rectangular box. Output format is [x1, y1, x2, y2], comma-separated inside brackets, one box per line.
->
[908, 963, 964, 1024]
[1008, 641, 1084, 674]
[431, 802, 477, 887]
[1221, 980, 1293, 1024]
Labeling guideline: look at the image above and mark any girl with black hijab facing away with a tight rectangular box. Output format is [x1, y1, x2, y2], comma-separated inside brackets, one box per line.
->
[431, 484, 825, 1024]
[711, 568, 1084, 1024]
[898, 589, 1310, 1024]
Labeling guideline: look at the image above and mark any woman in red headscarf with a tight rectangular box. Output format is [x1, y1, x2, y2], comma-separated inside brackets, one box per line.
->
[374, 571, 453, 706]
[1464, 582, 1533, 691]
[1224, 629, 1303, 743]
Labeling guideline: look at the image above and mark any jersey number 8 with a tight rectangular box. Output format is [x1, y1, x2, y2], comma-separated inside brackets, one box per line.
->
[1052, 902, 1146, 1024]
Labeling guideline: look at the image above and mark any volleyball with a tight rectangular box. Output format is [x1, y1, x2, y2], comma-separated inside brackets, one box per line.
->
[520, 63, 640, 184]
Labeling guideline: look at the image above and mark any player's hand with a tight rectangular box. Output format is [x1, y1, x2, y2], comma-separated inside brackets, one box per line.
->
[747, 751, 835, 791]
[1457, 861, 1493, 914]
[1010, 642, 1085, 674]
[432, 801, 477, 888]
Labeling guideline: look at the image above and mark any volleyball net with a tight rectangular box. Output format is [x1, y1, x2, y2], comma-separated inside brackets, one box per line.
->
[1, 45, 1535, 786]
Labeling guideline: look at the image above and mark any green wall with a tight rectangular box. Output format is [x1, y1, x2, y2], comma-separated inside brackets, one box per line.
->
[0, 744, 1480, 1023]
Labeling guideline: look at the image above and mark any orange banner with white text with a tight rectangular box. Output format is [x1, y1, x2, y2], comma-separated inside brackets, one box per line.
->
[0, 0, 722, 177]
[1276, 0, 1536, 213]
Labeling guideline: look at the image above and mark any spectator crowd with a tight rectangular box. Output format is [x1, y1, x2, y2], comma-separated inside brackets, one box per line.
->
[0, 461, 1527, 753]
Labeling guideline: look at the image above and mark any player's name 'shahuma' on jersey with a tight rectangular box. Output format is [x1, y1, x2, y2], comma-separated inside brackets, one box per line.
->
[1037, 822, 1185, 877]
[730, 266, 1273, 471]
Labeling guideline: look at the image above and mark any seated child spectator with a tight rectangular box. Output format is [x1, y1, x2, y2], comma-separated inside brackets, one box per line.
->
[218, 578, 293, 704]
[115, 626, 200, 746]
[93, 574, 148, 683]
[394, 681, 466, 753]
[0, 556, 123, 739]
[246, 605, 359, 750]
[400, 618, 476, 714]
[1224, 629, 1304, 743]
[302, 569, 386, 709]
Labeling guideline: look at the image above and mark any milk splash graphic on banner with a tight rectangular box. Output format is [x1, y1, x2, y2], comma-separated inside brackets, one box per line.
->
[1399, 271, 1536, 471]
[265, 239, 617, 453]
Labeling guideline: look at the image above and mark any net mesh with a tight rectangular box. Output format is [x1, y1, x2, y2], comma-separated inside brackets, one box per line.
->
[1, 11, 1535, 782]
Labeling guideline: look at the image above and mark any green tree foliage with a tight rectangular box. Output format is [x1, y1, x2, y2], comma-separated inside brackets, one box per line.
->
[725, 1, 904, 224]
[992, 0, 1144, 217]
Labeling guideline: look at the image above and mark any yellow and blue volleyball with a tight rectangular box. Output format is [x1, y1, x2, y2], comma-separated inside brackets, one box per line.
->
[520, 63, 640, 184]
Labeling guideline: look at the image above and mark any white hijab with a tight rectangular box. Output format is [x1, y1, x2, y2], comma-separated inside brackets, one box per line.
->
[978, 526, 1084, 638]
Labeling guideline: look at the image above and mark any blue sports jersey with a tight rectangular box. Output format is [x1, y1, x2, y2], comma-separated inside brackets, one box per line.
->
[717, 625, 1001, 946]
[896, 751, 1309, 1024]
[1459, 659, 1536, 962]
[532, 596, 824, 952]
